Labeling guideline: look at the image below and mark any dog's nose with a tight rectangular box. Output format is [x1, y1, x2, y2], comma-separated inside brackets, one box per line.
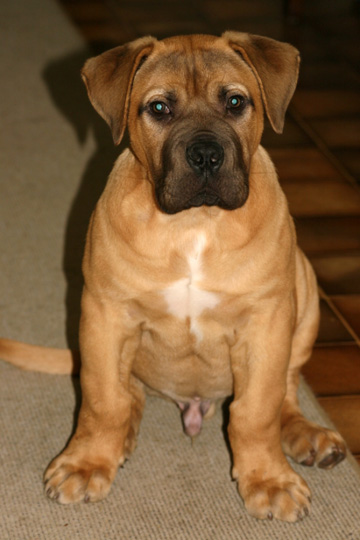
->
[186, 140, 224, 176]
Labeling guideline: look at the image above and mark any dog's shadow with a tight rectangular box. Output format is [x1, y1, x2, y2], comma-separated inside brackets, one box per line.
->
[43, 44, 127, 347]
[42, 44, 126, 434]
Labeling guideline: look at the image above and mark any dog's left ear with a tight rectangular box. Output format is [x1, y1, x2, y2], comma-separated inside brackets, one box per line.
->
[223, 31, 300, 133]
[81, 36, 157, 145]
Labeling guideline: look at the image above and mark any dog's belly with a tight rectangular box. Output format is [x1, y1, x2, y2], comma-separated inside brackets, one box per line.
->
[132, 315, 234, 403]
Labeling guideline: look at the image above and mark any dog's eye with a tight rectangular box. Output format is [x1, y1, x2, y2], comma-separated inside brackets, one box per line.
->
[226, 95, 245, 110]
[150, 101, 171, 115]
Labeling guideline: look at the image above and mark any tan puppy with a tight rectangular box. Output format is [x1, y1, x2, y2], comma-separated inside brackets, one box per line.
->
[0, 32, 346, 522]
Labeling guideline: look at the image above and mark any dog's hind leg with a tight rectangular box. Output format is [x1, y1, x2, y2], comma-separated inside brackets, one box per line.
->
[281, 367, 346, 468]
[281, 253, 346, 468]
[124, 376, 146, 458]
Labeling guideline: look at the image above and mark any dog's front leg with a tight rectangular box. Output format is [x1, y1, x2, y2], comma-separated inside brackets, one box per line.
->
[229, 300, 311, 522]
[44, 289, 143, 504]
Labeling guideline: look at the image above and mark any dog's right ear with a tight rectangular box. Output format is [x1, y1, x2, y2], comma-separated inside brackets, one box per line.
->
[81, 36, 156, 145]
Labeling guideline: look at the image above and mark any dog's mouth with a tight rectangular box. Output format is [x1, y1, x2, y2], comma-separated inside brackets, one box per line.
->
[155, 179, 248, 214]
[185, 189, 221, 209]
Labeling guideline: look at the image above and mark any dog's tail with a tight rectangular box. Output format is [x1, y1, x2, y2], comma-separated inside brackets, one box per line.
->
[0, 338, 80, 375]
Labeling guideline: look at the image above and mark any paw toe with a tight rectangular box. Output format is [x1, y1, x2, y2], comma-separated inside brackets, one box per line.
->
[44, 459, 113, 504]
[243, 476, 311, 523]
[300, 448, 316, 467]
[318, 446, 346, 469]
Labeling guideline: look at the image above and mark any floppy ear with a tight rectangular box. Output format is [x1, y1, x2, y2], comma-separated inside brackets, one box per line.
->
[223, 31, 300, 133]
[81, 36, 157, 145]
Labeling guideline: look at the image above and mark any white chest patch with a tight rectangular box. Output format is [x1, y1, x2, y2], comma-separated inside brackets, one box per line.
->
[162, 234, 219, 340]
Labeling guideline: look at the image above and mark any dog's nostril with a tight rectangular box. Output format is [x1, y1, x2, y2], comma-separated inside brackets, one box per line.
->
[194, 154, 204, 165]
[210, 152, 221, 164]
[186, 140, 224, 175]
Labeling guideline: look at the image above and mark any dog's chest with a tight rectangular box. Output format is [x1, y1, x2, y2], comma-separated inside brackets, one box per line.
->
[162, 234, 219, 339]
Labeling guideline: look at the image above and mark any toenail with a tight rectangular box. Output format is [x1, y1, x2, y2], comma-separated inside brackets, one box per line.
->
[267, 512, 273, 520]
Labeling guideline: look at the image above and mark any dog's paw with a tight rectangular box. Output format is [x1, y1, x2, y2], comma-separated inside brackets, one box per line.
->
[44, 453, 118, 504]
[281, 418, 346, 469]
[240, 472, 311, 522]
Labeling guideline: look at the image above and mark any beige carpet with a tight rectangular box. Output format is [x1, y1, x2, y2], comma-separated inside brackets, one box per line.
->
[0, 0, 359, 538]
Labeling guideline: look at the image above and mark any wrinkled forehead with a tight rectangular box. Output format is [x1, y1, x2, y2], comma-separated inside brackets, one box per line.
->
[133, 42, 257, 100]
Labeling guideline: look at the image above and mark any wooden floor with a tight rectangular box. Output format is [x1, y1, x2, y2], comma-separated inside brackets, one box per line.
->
[58, 0, 360, 465]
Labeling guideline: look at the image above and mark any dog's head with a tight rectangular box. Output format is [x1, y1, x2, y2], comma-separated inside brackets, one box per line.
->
[81, 32, 300, 214]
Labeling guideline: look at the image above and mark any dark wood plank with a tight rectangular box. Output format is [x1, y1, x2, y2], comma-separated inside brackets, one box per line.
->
[303, 345, 360, 396]
[296, 216, 360, 255]
[331, 295, 360, 338]
[317, 300, 353, 344]
[310, 253, 360, 295]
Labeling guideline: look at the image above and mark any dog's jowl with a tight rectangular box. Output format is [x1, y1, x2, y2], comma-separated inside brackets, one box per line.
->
[1, 31, 346, 522]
